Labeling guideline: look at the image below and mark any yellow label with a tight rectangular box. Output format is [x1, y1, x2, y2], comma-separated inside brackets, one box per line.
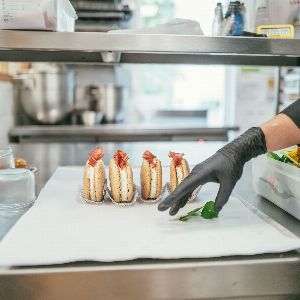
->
[256, 24, 294, 39]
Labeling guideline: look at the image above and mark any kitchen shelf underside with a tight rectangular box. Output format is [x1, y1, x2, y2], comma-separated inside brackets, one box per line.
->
[1, 31, 300, 65]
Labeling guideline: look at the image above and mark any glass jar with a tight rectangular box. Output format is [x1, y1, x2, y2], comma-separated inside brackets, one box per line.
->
[0, 168, 35, 210]
[0, 147, 15, 169]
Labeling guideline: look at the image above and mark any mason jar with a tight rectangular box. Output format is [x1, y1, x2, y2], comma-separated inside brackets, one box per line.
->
[0, 147, 15, 169]
[0, 168, 35, 210]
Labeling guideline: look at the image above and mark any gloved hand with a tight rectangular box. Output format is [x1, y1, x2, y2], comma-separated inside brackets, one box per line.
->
[158, 127, 267, 215]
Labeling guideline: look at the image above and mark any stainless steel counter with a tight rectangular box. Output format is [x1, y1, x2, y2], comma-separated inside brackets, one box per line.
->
[10, 125, 238, 143]
[0, 142, 299, 300]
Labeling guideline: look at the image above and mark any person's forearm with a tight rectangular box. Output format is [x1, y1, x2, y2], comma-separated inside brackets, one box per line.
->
[260, 114, 300, 151]
[260, 100, 300, 151]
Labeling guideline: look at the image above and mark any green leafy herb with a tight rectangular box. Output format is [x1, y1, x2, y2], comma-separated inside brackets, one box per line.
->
[280, 156, 293, 164]
[201, 201, 219, 219]
[267, 152, 281, 160]
[179, 207, 203, 222]
[179, 201, 218, 222]
[267, 152, 293, 164]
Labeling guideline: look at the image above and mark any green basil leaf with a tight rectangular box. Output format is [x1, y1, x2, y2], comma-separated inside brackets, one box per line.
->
[179, 202, 219, 222]
[201, 201, 219, 219]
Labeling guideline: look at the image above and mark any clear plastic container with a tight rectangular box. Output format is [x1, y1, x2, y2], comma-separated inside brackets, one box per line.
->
[0, 168, 35, 210]
[252, 155, 300, 220]
[0, 147, 15, 169]
[0, 0, 77, 32]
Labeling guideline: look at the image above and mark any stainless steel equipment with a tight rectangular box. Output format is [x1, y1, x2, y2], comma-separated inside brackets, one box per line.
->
[9, 125, 238, 143]
[87, 84, 124, 123]
[71, 0, 133, 32]
[80, 111, 104, 126]
[2, 31, 300, 65]
[14, 67, 75, 124]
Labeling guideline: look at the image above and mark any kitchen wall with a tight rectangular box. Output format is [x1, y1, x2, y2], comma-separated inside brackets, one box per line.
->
[227, 66, 277, 137]
[0, 80, 14, 146]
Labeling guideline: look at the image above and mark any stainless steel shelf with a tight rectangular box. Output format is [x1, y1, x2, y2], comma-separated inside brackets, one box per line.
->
[9, 125, 239, 143]
[1, 30, 300, 65]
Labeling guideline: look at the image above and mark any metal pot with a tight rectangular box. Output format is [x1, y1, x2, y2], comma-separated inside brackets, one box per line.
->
[87, 84, 124, 123]
[15, 68, 75, 124]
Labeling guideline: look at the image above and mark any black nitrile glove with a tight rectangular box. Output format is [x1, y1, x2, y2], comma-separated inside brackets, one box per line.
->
[281, 99, 300, 128]
[158, 127, 267, 215]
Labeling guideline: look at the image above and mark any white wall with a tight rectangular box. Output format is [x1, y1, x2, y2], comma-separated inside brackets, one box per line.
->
[0, 81, 14, 147]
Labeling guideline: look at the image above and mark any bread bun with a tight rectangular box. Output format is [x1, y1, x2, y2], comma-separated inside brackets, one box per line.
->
[109, 150, 134, 203]
[140, 151, 162, 199]
[83, 147, 105, 201]
[169, 152, 190, 192]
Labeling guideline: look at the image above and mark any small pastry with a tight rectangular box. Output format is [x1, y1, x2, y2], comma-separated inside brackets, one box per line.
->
[169, 151, 190, 192]
[109, 150, 134, 203]
[140, 150, 162, 200]
[14, 158, 28, 168]
[83, 147, 105, 202]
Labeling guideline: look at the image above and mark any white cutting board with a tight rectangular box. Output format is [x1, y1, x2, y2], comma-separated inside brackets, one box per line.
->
[0, 166, 299, 267]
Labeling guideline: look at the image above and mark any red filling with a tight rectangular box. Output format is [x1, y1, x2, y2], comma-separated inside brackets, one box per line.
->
[114, 150, 129, 169]
[168, 151, 184, 167]
[88, 147, 104, 167]
[143, 150, 157, 168]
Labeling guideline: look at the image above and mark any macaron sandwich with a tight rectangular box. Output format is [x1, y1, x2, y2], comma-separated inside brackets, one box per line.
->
[83, 147, 105, 202]
[140, 150, 162, 200]
[109, 150, 134, 203]
[169, 151, 190, 192]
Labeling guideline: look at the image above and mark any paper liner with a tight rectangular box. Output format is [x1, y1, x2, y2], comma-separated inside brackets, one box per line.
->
[79, 179, 106, 205]
[165, 183, 202, 203]
[106, 184, 138, 206]
[137, 184, 168, 204]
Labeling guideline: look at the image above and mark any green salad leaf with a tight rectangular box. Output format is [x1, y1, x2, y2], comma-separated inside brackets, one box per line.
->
[179, 201, 218, 222]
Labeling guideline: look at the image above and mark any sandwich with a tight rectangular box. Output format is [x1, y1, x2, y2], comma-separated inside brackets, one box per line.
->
[83, 147, 105, 201]
[169, 151, 190, 192]
[140, 150, 162, 200]
[109, 150, 134, 203]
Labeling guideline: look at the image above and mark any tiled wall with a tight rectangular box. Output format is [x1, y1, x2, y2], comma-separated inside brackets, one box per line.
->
[0, 81, 14, 147]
